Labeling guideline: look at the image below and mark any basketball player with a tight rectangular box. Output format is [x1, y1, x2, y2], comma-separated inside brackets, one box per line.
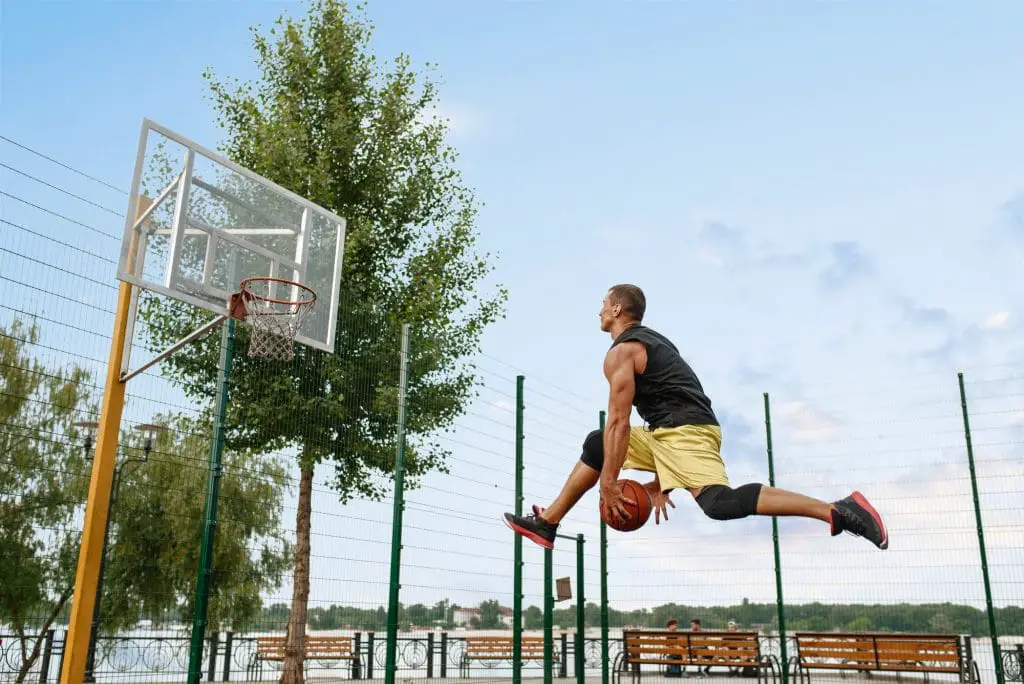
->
[503, 284, 888, 551]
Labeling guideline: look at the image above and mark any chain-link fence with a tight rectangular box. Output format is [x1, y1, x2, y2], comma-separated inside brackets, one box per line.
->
[2, 136, 1022, 684]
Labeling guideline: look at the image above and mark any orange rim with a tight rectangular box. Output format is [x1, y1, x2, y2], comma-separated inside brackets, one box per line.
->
[239, 276, 317, 308]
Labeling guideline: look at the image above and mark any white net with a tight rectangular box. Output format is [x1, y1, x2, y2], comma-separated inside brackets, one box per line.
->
[240, 278, 316, 361]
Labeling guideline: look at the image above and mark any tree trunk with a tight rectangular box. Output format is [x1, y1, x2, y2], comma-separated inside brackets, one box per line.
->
[15, 586, 73, 684]
[280, 465, 314, 684]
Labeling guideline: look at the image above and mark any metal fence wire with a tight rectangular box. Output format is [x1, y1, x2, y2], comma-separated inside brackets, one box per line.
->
[1, 136, 1022, 684]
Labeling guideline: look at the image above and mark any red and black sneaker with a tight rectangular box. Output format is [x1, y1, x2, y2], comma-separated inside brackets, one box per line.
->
[831, 491, 888, 550]
[503, 510, 558, 549]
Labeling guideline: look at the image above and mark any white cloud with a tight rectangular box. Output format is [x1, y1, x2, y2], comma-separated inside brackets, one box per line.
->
[981, 310, 1010, 329]
[695, 247, 725, 267]
[693, 222, 747, 268]
[776, 400, 842, 443]
[415, 100, 484, 138]
[490, 399, 513, 414]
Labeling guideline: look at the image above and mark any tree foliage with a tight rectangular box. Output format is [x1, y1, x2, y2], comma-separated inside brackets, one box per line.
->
[0, 313, 292, 684]
[524, 605, 544, 630]
[132, 3, 506, 679]
[0, 316, 94, 683]
[137, 0, 507, 498]
[254, 598, 1024, 636]
[553, 599, 1024, 636]
[99, 413, 293, 633]
[471, 600, 503, 630]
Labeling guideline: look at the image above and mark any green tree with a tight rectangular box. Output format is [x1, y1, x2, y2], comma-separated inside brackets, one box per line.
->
[405, 603, 429, 626]
[0, 313, 292, 681]
[432, 599, 453, 627]
[477, 600, 503, 630]
[847, 617, 874, 631]
[790, 615, 828, 631]
[0, 316, 94, 683]
[98, 412, 293, 633]
[255, 602, 292, 630]
[252, 598, 1024, 638]
[928, 612, 953, 633]
[137, 1, 506, 681]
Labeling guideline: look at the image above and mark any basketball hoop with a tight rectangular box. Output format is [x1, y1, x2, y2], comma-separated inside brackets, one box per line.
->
[231, 277, 317, 361]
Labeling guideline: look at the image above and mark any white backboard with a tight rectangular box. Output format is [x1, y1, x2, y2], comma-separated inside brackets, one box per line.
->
[117, 118, 345, 353]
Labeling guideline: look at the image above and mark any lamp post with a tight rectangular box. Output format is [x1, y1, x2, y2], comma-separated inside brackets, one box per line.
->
[76, 421, 97, 458]
[74, 420, 166, 682]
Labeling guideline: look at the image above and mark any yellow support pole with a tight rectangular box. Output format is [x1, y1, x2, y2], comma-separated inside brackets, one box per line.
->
[61, 197, 149, 684]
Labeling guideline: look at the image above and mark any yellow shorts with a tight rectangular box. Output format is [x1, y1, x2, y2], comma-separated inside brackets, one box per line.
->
[622, 424, 729, 491]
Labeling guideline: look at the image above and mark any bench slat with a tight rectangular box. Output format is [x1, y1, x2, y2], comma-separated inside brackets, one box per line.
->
[690, 648, 760, 658]
[623, 630, 763, 670]
[626, 656, 762, 664]
[801, 662, 960, 674]
[464, 637, 558, 662]
[794, 633, 964, 675]
[798, 647, 876, 658]
[625, 646, 760, 659]
[255, 636, 357, 661]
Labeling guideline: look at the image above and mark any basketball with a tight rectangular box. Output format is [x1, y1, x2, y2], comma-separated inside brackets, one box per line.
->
[599, 479, 652, 532]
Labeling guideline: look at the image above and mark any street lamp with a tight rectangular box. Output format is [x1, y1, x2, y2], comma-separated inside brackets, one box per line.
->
[74, 420, 167, 682]
[135, 423, 165, 456]
[74, 421, 99, 458]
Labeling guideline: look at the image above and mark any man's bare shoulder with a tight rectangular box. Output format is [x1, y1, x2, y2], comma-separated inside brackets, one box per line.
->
[603, 340, 645, 377]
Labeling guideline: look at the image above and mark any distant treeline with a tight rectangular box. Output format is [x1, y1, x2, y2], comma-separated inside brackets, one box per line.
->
[247, 599, 1024, 637]
[14, 598, 1020, 637]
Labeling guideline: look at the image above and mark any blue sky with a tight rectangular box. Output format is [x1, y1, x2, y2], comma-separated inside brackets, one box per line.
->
[5, 0, 1024, 391]
[4, 0, 1024, 646]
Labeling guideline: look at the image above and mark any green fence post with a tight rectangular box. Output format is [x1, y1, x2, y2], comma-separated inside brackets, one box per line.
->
[958, 372, 1004, 684]
[384, 324, 412, 684]
[187, 319, 235, 684]
[545, 547, 554, 684]
[599, 409, 609, 684]
[764, 392, 789, 684]
[576, 534, 585, 684]
[513, 375, 525, 684]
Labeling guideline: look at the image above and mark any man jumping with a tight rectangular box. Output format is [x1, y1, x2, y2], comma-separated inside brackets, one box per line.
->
[503, 284, 888, 551]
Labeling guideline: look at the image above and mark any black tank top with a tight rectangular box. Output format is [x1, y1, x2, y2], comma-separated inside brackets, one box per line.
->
[611, 324, 718, 429]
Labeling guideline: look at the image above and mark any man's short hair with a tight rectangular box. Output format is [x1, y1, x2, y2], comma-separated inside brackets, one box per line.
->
[666, 618, 678, 628]
[608, 284, 646, 322]
[690, 618, 701, 626]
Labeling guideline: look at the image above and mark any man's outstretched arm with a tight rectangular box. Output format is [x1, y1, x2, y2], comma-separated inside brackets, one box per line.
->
[600, 343, 638, 521]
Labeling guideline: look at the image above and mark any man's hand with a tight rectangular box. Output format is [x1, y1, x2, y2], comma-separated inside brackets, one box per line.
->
[643, 479, 675, 524]
[650, 487, 676, 524]
[600, 480, 635, 524]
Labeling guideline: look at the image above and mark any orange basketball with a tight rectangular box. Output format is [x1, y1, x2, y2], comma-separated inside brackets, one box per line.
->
[599, 479, 652, 532]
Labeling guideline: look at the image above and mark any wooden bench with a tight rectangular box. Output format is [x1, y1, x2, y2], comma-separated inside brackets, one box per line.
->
[614, 630, 778, 684]
[791, 632, 979, 684]
[247, 635, 360, 680]
[459, 636, 559, 675]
